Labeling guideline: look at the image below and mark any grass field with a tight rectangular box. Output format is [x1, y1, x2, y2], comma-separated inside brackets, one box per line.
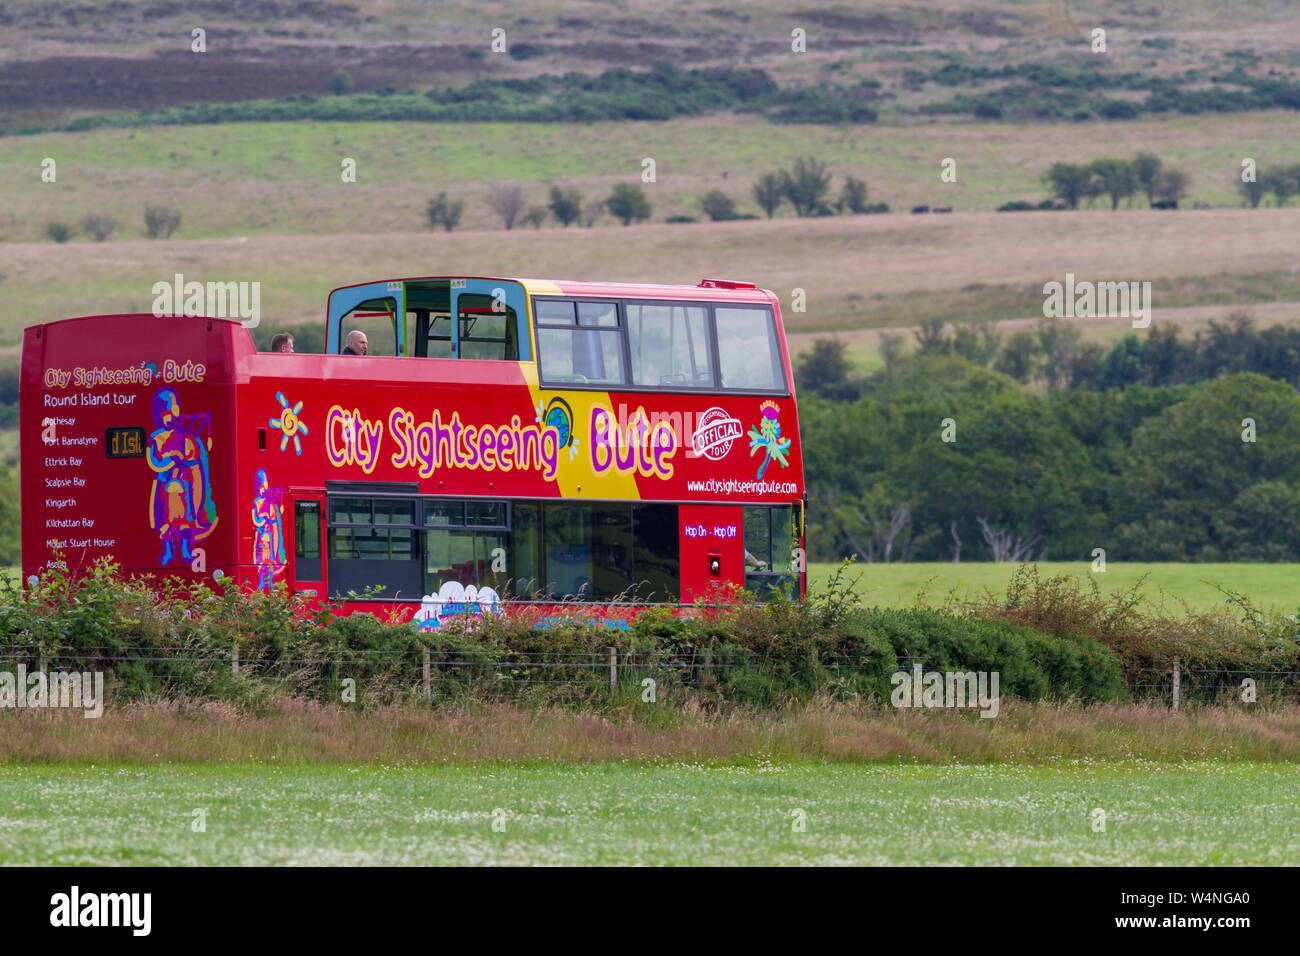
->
[808, 561, 1298, 614]
[6, 111, 1300, 245]
[2, 761, 1296, 865]
[4, 206, 1300, 351]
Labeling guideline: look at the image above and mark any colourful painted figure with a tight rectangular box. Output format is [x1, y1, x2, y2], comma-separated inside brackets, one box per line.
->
[147, 388, 217, 565]
[747, 401, 792, 479]
[251, 469, 286, 591]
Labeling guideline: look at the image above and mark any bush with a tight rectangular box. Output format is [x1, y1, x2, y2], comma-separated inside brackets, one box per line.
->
[329, 69, 355, 96]
[1098, 98, 1140, 119]
[0, 465, 17, 564]
[510, 43, 544, 60]
[426, 192, 464, 232]
[767, 82, 879, 123]
[752, 172, 784, 218]
[548, 186, 581, 226]
[966, 565, 1300, 675]
[854, 607, 1125, 702]
[489, 182, 524, 230]
[44, 221, 75, 243]
[781, 157, 832, 217]
[696, 189, 738, 221]
[839, 176, 869, 214]
[80, 213, 117, 241]
[143, 204, 181, 239]
[605, 183, 651, 225]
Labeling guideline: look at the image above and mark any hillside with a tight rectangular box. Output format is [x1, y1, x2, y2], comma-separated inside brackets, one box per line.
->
[6, 0, 1300, 128]
[3, 205, 1299, 352]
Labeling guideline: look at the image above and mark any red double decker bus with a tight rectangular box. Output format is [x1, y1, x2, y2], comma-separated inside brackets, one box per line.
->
[21, 275, 806, 626]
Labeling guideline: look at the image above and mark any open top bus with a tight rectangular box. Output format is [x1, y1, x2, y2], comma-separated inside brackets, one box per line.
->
[21, 275, 806, 628]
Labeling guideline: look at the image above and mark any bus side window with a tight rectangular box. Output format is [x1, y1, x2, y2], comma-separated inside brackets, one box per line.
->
[339, 299, 398, 355]
[457, 293, 518, 361]
[411, 309, 455, 359]
[626, 303, 713, 388]
[535, 298, 626, 386]
[715, 306, 784, 391]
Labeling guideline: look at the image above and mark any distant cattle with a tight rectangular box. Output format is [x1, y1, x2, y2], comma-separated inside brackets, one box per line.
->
[911, 205, 930, 214]
[933, 205, 953, 213]
[1152, 200, 1179, 210]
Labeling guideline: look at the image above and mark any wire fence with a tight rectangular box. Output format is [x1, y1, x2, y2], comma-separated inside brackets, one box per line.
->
[0, 646, 893, 702]
[1, 646, 1297, 707]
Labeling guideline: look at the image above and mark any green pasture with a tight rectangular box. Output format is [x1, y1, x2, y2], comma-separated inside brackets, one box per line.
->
[0, 561, 1292, 614]
[809, 561, 1299, 614]
[3, 111, 1297, 244]
[1, 761, 1294, 865]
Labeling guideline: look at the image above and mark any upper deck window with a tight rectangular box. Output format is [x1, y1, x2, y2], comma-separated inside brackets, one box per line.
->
[339, 300, 398, 355]
[457, 293, 520, 361]
[626, 302, 714, 389]
[533, 296, 787, 394]
[715, 305, 784, 392]
[536, 299, 627, 386]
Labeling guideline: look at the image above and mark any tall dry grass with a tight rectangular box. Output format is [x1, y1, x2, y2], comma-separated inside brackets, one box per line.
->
[2, 697, 1297, 766]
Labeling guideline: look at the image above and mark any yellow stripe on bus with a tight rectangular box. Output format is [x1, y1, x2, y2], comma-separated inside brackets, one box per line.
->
[523, 379, 642, 501]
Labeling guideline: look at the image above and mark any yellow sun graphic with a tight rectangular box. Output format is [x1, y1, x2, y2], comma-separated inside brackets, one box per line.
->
[269, 391, 309, 455]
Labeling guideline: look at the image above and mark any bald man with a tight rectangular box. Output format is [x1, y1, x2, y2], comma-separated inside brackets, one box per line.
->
[342, 330, 369, 355]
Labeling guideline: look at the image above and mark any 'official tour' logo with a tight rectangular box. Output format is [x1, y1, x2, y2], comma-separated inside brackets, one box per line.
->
[691, 407, 743, 460]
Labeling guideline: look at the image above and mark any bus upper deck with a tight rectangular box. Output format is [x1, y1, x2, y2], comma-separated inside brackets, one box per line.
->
[324, 276, 791, 394]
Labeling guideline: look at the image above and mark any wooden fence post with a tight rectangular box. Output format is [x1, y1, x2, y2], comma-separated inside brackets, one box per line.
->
[232, 645, 239, 677]
[422, 647, 431, 702]
[609, 647, 618, 694]
[1171, 658, 1180, 714]
[37, 638, 47, 676]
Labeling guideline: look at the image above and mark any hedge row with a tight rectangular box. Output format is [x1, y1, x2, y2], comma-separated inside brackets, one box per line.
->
[9, 561, 1295, 708]
[2, 563, 1129, 707]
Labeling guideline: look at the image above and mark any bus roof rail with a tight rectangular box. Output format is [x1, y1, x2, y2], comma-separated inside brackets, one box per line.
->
[697, 278, 757, 290]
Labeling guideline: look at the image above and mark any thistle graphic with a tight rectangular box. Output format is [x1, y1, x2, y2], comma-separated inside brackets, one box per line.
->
[747, 401, 791, 479]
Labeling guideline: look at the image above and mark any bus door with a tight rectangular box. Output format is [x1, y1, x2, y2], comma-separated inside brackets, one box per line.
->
[289, 492, 326, 599]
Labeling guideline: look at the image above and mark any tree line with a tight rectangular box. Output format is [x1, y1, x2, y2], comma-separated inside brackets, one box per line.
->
[26, 54, 1300, 138]
[42, 204, 182, 244]
[1040, 152, 1190, 209]
[797, 345, 1300, 564]
[810, 313, 1300, 397]
[428, 157, 882, 231]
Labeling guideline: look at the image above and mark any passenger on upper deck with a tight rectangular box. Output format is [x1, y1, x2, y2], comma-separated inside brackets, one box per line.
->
[269, 333, 295, 353]
[342, 330, 369, 355]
